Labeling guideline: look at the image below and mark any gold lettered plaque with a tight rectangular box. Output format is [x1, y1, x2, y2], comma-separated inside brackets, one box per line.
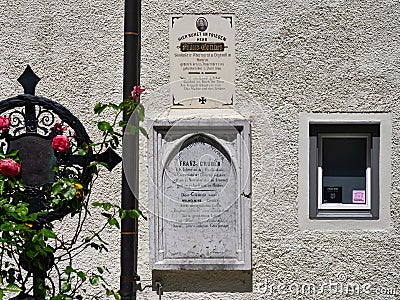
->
[169, 15, 235, 108]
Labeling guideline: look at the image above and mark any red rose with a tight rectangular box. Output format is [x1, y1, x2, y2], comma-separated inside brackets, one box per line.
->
[52, 135, 69, 153]
[0, 116, 10, 132]
[0, 158, 21, 177]
[131, 85, 145, 102]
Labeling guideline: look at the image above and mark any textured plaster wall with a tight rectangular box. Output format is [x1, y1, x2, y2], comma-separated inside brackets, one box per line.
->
[0, 0, 399, 299]
[0, 0, 125, 298]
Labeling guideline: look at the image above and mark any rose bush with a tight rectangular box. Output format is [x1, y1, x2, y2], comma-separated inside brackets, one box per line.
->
[0, 85, 146, 299]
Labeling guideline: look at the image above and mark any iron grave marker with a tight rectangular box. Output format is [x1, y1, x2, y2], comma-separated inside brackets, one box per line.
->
[9, 135, 56, 186]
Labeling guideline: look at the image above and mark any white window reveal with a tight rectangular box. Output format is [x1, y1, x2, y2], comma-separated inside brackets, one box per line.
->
[298, 113, 392, 230]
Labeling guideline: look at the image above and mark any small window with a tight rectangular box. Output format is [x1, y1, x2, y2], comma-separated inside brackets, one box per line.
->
[309, 125, 379, 219]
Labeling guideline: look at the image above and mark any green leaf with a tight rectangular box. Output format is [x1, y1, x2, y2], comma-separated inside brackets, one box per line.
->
[0, 222, 15, 232]
[97, 121, 112, 132]
[114, 292, 122, 300]
[89, 161, 109, 168]
[128, 210, 141, 219]
[15, 206, 28, 217]
[61, 282, 71, 293]
[102, 203, 112, 211]
[43, 246, 54, 253]
[64, 186, 77, 201]
[89, 275, 99, 286]
[3, 204, 15, 213]
[136, 103, 145, 122]
[8, 180, 15, 189]
[65, 266, 74, 275]
[119, 210, 127, 220]
[139, 126, 148, 138]
[108, 218, 120, 229]
[92, 202, 102, 207]
[6, 149, 19, 157]
[0, 180, 4, 195]
[5, 283, 22, 293]
[78, 148, 88, 156]
[41, 228, 56, 239]
[77, 271, 87, 281]
[97, 267, 104, 274]
[118, 120, 128, 128]
[0, 289, 3, 300]
[32, 234, 39, 243]
[52, 182, 63, 196]
[71, 198, 81, 210]
[94, 103, 107, 114]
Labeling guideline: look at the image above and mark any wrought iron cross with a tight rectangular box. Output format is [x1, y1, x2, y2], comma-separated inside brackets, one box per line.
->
[4, 66, 122, 217]
[17, 65, 40, 132]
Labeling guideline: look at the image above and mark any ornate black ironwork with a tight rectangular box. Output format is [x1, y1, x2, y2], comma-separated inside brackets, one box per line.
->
[1, 66, 122, 299]
[96, 147, 123, 171]
[17, 65, 40, 95]
[0, 93, 95, 223]
[1, 66, 121, 224]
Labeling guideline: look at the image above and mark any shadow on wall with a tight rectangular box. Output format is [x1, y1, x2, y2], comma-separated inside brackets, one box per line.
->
[152, 270, 252, 292]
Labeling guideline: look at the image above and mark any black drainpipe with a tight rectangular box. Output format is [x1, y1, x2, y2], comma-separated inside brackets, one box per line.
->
[121, 0, 141, 299]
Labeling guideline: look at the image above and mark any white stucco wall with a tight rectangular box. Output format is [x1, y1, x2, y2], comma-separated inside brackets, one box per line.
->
[0, 0, 399, 299]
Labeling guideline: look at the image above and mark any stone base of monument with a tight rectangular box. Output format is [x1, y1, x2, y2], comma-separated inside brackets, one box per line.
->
[152, 270, 252, 293]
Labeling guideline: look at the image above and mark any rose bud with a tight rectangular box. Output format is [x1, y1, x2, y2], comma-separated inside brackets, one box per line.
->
[0, 116, 10, 132]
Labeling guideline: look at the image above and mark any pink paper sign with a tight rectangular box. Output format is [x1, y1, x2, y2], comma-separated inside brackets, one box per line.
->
[352, 190, 366, 204]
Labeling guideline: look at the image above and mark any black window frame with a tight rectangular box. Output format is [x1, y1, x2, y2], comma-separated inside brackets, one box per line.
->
[309, 124, 380, 219]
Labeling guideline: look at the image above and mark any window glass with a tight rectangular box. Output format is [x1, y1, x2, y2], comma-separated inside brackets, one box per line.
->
[321, 137, 367, 205]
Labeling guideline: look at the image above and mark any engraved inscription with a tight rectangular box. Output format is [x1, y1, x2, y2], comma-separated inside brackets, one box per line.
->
[170, 15, 235, 106]
[162, 135, 238, 259]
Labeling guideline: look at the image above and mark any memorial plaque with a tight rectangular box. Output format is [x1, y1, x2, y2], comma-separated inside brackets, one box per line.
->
[149, 119, 251, 270]
[169, 15, 235, 107]
[163, 135, 238, 259]
[10, 135, 56, 186]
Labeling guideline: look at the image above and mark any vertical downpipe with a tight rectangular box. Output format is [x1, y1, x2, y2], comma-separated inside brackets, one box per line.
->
[121, 0, 141, 299]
